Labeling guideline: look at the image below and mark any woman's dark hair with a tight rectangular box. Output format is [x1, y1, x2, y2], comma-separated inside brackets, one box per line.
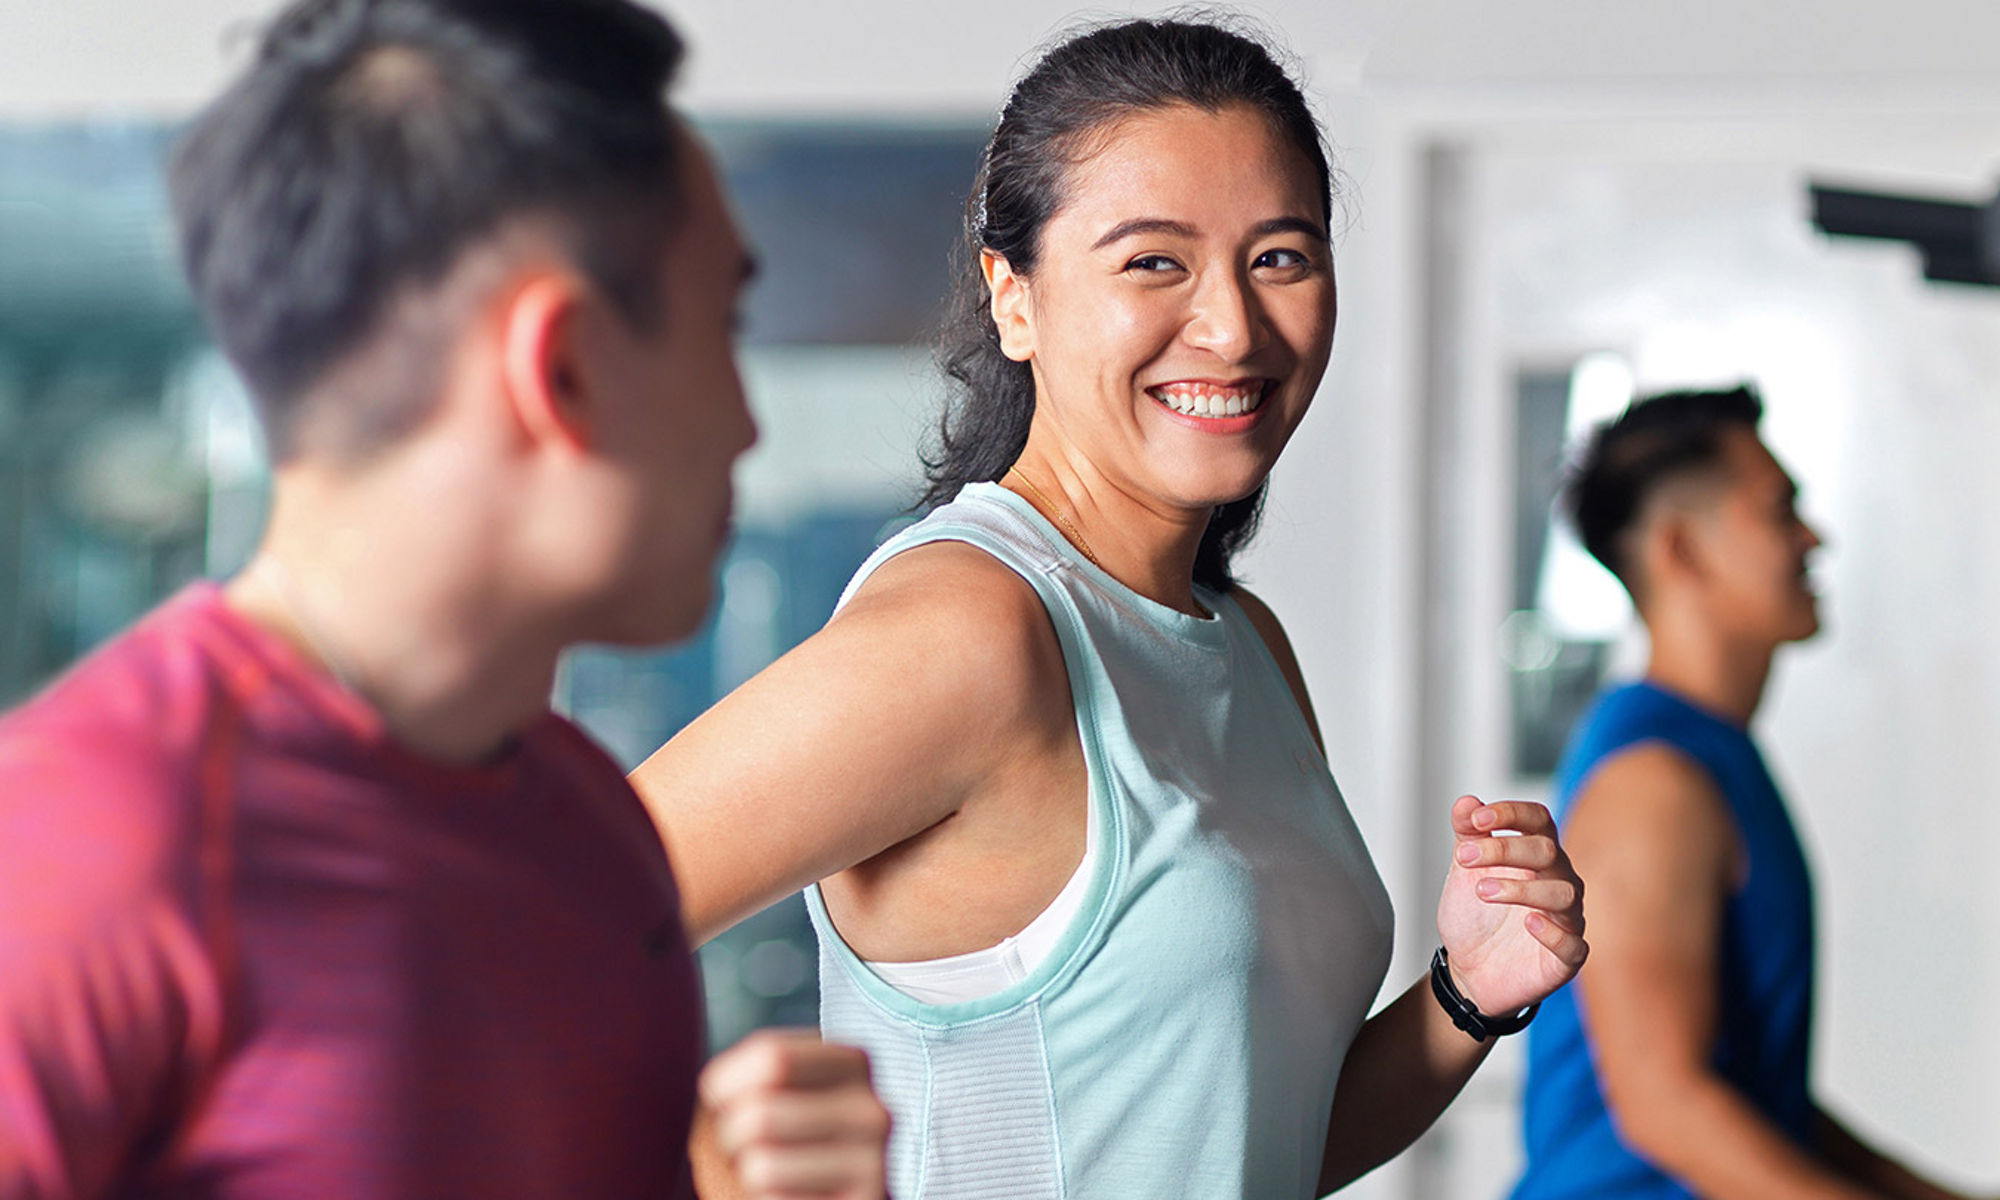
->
[1565, 384, 1766, 589]
[925, 14, 1335, 591]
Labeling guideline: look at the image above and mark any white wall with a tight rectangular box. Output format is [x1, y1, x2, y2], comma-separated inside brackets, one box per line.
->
[2, 2, 280, 120]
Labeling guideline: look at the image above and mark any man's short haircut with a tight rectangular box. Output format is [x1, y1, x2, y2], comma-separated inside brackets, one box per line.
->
[1565, 384, 1766, 589]
[169, 0, 686, 460]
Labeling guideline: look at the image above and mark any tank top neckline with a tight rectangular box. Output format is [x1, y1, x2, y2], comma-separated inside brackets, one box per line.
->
[959, 481, 1228, 649]
[1630, 677, 1752, 734]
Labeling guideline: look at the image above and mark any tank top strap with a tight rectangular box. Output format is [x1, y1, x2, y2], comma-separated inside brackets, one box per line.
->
[808, 484, 1128, 1024]
[837, 488, 1070, 615]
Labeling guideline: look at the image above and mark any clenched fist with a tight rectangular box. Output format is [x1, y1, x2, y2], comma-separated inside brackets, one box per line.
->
[696, 1030, 891, 1199]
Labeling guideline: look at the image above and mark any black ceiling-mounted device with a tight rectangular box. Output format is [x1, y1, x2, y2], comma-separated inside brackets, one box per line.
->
[1809, 178, 2000, 287]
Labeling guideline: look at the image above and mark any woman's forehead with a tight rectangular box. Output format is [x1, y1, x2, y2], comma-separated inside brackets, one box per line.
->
[1048, 104, 1325, 233]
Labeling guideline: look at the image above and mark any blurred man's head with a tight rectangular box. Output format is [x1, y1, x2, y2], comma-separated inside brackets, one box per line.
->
[171, 0, 757, 642]
[1568, 386, 1822, 648]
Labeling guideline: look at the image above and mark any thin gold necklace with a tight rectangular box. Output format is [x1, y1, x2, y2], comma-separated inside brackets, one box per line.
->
[1006, 465, 1102, 568]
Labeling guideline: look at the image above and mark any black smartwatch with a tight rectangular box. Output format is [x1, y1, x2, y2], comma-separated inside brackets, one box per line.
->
[1430, 946, 1539, 1043]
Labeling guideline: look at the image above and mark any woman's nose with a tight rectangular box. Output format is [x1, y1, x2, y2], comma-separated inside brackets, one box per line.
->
[1182, 271, 1264, 361]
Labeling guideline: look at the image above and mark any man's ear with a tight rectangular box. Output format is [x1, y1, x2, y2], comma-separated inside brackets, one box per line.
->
[1653, 505, 1715, 590]
[499, 272, 593, 452]
[981, 250, 1035, 363]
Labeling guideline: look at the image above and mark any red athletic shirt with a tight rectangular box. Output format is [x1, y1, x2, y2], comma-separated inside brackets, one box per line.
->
[0, 584, 702, 1199]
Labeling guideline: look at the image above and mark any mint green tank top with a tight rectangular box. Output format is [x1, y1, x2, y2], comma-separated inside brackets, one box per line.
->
[804, 483, 1395, 1200]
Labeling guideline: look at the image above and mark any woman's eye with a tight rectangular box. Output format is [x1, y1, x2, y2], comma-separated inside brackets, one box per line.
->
[1125, 254, 1183, 274]
[1255, 247, 1311, 271]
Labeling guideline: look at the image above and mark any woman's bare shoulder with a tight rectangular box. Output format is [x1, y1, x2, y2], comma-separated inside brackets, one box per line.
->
[834, 539, 1068, 702]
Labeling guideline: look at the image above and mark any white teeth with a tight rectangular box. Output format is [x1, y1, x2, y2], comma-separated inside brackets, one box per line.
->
[1152, 383, 1267, 419]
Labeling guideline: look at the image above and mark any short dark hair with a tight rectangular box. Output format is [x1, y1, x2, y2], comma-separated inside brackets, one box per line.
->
[926, 16, 1335, 592]
[169, 0, 686, 460]
[1566, 384, 1766, 588]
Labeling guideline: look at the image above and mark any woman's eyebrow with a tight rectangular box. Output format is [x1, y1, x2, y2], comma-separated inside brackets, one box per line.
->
[1091, 214, 1329, 250]
[1255, 216, 1329, 242]
[1091, 217, 1196, 249]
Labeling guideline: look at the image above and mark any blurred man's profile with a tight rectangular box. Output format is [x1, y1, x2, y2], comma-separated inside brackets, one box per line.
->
[0, 2, 886, 1196]
[1512, 386, 1982, 1200]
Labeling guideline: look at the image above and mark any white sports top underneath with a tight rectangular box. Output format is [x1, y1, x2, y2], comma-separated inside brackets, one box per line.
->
[861, 793, 1099, 1005]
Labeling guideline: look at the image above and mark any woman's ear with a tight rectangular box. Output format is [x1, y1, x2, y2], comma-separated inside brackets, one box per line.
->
[982, 250, 1035, 363]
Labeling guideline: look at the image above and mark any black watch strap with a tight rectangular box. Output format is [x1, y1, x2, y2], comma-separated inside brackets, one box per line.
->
[1429, 946, 1538, 1042]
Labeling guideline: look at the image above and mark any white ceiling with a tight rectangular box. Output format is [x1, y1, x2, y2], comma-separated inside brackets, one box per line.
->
[1, 0, 1995, 121]
[1365, 0, 2000, 89]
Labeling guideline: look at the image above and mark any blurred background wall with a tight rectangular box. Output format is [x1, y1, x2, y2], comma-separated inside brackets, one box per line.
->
[4, 2, 1998, 1197]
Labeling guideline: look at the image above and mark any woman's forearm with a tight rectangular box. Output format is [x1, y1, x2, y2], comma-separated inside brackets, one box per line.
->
[1315, 974, 1493, 1194]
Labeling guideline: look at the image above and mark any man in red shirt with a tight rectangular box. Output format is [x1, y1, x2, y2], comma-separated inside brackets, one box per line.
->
[0, 1, 886, 1197]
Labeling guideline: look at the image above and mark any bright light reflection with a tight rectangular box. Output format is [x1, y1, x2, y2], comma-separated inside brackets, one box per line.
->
[1537, 352, 1636, 641]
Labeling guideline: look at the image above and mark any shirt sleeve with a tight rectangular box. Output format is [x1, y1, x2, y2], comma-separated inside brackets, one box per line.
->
[0, 736, 228, 1200]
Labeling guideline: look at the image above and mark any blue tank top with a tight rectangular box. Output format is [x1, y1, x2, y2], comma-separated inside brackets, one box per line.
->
[1512, 681, 1816, 1200]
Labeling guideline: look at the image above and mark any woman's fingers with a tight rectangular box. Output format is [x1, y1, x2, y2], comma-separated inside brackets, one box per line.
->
[1473, 876, 1582, 927]
[1442, 792, 1589, 992]
[1455, 832, 1559, 871]
[1449, 793, 1488, 836]
[1463, 798, 1558, 836]
[1525, 909, 1591, 969]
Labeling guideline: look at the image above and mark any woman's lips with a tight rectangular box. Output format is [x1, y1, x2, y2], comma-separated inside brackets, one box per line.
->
[1147, 379, 1275, 433]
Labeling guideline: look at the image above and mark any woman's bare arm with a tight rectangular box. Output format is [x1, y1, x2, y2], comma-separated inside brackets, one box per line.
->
[630, 540, 1073, 947]
[1234, 588, 1588, 1193]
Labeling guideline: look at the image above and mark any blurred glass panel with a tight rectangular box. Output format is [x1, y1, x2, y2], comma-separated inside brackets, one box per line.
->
[710, 121, 985, 346]
[1504, 359, 1634, 777]
[0, 124, 252, 706]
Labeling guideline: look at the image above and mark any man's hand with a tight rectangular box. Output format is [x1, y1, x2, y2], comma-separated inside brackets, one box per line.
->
[698, 1030, 890, 1199]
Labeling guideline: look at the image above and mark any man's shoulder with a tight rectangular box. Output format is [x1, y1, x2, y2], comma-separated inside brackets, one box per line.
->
[1556, 684, 1735, 820]
[516, 711, 662, 824]
[1576, 681, 1675, 733]
[0, 593, 243, 870]
[520, 710, 633, 786]
[1569, 684, 1735, 768]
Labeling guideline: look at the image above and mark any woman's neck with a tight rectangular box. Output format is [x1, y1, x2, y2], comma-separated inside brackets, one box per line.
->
[1003, 446, 1214, 616]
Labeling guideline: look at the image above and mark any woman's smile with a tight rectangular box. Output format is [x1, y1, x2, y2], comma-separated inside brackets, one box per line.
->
[1147, 378, 1275, 433]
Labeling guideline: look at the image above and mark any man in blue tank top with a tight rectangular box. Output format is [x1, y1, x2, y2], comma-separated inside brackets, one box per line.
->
[1512, 387, 1984, 1200]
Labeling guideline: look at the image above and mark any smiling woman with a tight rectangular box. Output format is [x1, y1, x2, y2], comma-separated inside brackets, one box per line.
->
[975, 99, 1334, 610]
[631, 16, 1588, 1200]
